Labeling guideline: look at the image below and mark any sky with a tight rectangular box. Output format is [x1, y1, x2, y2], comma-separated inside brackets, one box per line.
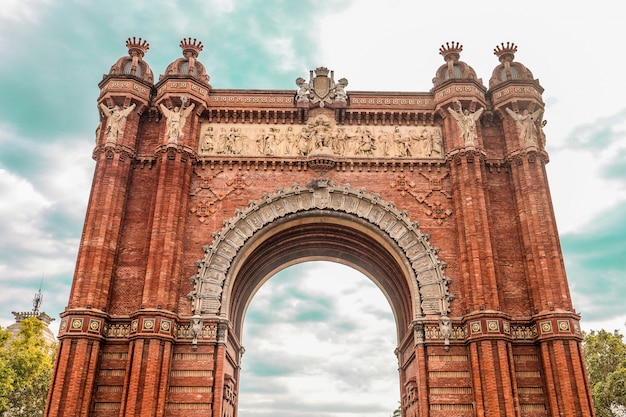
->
[0, 0, 625, 416]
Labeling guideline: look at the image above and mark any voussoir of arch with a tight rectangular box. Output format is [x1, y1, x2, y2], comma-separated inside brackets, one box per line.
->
[188, 178, 453, 319]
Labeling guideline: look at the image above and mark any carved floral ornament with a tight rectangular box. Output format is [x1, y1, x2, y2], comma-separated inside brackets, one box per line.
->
[187, 179, 453, 318]
[198, 115, 444, 159]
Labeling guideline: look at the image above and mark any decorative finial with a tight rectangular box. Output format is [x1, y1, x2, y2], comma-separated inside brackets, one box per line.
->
[494, 42, 518, 63]
[126, 37, 150, 58]
[180, 37, 204, 58]
[439, 41, 463, 62]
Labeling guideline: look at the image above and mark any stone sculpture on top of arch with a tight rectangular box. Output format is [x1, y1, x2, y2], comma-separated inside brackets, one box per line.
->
[187, 178, 453, 323]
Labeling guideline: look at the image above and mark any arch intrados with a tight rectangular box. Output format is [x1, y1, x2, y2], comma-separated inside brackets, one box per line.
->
[226, 211, 417, 339]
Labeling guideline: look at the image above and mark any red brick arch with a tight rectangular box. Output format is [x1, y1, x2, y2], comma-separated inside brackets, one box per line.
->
[189, 179, 452, 340]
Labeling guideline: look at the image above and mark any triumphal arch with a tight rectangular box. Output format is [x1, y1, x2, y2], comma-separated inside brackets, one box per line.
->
[46, 38, 594, 417]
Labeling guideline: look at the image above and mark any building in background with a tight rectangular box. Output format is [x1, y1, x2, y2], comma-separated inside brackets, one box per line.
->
[7, 288, 56, 346]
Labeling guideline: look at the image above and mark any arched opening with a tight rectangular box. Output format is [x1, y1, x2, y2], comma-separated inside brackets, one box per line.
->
[188, 182, 453, 417]
[238, 261, 399, 417]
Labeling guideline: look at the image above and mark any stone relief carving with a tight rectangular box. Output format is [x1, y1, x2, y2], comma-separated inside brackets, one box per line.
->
[447, 100, 483, 146]
[198, 115, 444, 158]
[187, 179, 453, 319]
[99, 103, 136, 144]
[506, 107, 543, 147]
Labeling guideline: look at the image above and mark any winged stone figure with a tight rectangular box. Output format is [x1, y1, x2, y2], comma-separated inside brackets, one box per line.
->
[160, 99, 195, 144]
[447, 100, 483, 146]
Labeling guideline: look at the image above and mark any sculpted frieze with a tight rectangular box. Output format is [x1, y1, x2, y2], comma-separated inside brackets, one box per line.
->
[198, 115, 444, 158]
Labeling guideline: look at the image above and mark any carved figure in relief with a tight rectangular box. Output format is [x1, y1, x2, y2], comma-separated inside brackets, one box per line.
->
[421, 128, 433, 156]
[279, 126, 296, 156]
[216, 128, 228, 154]
[430, 128, 444, 157]
[506, 107, 542, 147]
[227, 127, 243, 154]
[408, 129, 423, 156]
[334, 127, 347, 155]
[447, 100, 483, 146]
[160, 100, 195, 144]
[200, 126, 215, 153]
[356, 127, 376, 155]
[295, 77, 310, 102]
[394, 126, 411, 156]
[377, 130, 391, 156]
[257, 127, 279, 156]
[99, 103, 136, 144]
[196, 122, 445, 159]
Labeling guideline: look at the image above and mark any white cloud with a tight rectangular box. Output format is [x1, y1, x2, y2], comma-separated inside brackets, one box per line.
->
[0, 168, 51, 241]
[0, 0, 51, 23]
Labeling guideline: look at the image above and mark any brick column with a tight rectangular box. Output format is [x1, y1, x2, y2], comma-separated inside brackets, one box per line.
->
[47, 79, 147, 415]
[506, 149, 593, 416]
[45, 312, 106, 417]
[443, 97, 518, 415]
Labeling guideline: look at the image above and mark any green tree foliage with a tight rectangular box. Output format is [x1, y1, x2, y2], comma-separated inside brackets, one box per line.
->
[0, 317, 56, 417]
[584, 329, 626, 417]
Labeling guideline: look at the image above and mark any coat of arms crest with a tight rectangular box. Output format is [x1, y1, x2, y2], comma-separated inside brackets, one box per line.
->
[295, 67, 348, 107]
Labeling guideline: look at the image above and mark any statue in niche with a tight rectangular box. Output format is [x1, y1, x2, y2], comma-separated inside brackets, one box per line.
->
[506, 107, 542, 147]
[160, 99, 195, 144]
[447, 100, 483, 146]
[99, 103, 136, 144]
[295, 77, 310, 102]
[334, 78, 349, 103]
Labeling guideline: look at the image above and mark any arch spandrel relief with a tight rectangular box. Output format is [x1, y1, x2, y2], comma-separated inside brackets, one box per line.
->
[188, 179, 453, 320]
[198, 115, 444, 158]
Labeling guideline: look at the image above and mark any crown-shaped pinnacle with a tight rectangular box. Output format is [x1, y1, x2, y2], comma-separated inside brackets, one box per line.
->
[315, 66, 330, 77]
[439, 41, 463, 62]
[494, 41, 518, 62]
[180, 37, 204, 58]
[126, 37, 150, 57]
